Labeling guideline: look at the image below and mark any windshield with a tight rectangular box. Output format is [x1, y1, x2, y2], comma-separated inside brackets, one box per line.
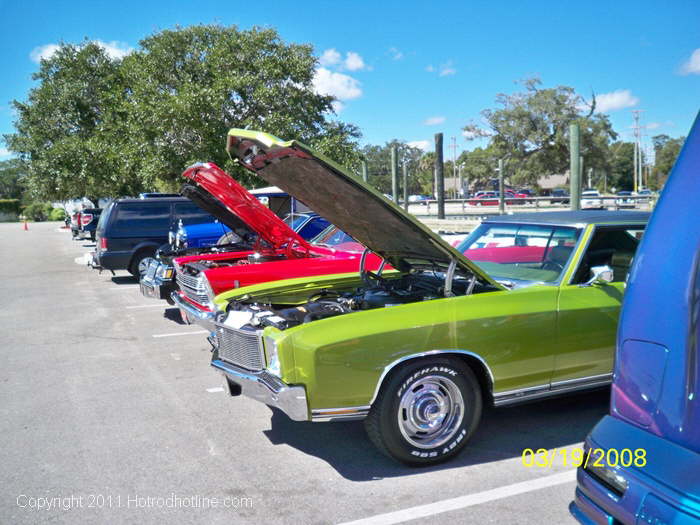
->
[457, 223, 581, 283]
[311, 225, 361, 250]
[284, 213, 310, 231]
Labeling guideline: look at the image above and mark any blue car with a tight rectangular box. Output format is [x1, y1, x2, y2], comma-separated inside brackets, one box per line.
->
[570, 113, 700, 523]
[172, 212, 330, 250]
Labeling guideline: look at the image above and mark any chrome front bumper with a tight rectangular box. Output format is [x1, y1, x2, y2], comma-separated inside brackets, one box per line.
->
[211, 357, 309, 422]
[170, 291, 216, 331]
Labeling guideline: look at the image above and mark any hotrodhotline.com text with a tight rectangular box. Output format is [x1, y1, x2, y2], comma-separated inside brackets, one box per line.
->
[16, 493, 253, 511]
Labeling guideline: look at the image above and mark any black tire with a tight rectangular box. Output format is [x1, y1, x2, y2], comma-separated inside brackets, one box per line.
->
[90, 231, 96, 242]
[365, 358, 482, 466]
[129, 250, 156, 277]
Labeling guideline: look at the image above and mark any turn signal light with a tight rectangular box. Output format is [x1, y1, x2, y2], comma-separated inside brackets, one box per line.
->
[100, 237, 108, 250]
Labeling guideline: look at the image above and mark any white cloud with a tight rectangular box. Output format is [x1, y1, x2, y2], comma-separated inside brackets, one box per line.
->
[0, 147, 12, 158]
[344, 51, 367, 71]
[646, 122, 661, 130]
[462, 128, 491, 140]
[319, 48, 341, 67]
[313, 67, 362, 100]
[389, 47, 403, 60]
[680, 48, 700, 75]
[426, 61, 456, 76]
[331, 101, 345, 113]
[439, 61, 456, 76]
[30, 44, 61, 63]
[30, 40, 133, 63]
[94, 40, 133, 59]
[595, 90, 639, 112]
[407, 140, 431, 151]
[423, 116, 446, 126]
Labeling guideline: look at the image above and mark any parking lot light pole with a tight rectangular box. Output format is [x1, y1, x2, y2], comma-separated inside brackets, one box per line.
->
[435, 133, 445, 219]
[570, 123, 581, 210]
[391, 146, 399, 205]
[498, 158, 505, 214]
[403, 163, 408, 211]
[361, 160, 368, 183]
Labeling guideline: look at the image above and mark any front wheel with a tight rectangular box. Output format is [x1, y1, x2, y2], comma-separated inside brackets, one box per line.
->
[364, 358, 482, 466]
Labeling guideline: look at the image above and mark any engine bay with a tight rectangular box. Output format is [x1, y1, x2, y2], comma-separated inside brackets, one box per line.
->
[223, 270, 486, 331]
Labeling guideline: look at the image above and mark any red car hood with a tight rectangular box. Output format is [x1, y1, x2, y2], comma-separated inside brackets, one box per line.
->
[181, 162, 310, 252]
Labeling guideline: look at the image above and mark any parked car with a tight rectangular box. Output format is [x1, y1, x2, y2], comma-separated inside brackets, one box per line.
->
[581, 189, 604, 210]
[550, 188, 570, 205]
[92, 196, 218, 276]
[614, 190, 635, 208]
[467, 191, 518, 206]
[138, 192, 182, 199]
[206, 129, 649, 465]
[166, 162, 377, 327]
[77, 207, 102, 241]
[570, 115, 700, 524]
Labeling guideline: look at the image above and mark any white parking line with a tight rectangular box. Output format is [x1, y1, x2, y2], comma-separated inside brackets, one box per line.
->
[152, 330, 208, 338]
[338, 470, 576, 525]
[109, 286, 139, 290]
[206, 387, 224, 393]
[126, 304, 164, 309]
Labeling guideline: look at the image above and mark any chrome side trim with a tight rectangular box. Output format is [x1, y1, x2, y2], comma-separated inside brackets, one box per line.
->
[493, 373, 612, 406]
[369, 350, 495, 407]
[311, 406, 370, 422]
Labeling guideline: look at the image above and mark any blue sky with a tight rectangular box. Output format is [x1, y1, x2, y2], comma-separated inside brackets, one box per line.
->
[1, 0, 698, 161]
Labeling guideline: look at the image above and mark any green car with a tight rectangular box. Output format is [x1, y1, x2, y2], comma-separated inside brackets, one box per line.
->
[209, 129, 649, 465]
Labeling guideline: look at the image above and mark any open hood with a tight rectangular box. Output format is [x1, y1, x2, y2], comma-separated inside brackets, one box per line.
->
[225, 130, 502, 289]
[181, 163, 310, 252]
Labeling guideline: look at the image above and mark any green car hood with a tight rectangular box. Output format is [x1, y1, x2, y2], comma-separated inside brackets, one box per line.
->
[225, 129, 502, 290]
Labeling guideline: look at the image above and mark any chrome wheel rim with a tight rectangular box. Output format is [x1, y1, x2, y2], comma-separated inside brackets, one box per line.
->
[397, 375, 464, 449]
[138, 257, 155, 277]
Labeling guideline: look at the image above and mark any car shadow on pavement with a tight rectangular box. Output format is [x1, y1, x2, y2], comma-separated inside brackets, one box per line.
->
[263, 388, 610, 482]
[111, 275, 138, 285]
[163, 307, 187, 325]
[81, 243, 96, 248]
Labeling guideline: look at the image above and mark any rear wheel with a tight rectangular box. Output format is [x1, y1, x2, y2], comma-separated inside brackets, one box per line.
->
[365, 358, 482, 466]
[129, 250, 156, 277]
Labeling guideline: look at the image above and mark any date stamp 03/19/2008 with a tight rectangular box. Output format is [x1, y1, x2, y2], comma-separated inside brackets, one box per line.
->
[521, 447, 647, 469]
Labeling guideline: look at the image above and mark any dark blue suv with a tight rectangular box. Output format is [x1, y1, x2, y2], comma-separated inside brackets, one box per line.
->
[93, 197, 215, 276]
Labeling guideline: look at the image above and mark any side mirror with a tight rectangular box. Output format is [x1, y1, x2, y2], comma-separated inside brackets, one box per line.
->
[584, 265, 614, 286]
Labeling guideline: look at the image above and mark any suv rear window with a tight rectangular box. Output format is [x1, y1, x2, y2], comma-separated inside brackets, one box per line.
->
[112, 202, 170, 235]
[173, 202, 215, 226]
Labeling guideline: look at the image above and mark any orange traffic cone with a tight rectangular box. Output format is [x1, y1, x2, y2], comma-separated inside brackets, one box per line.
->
[23, 221, 28, 231]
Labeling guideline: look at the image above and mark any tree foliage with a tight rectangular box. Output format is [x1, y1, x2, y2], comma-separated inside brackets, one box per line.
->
[652, 134, 684, 187]
[463, 77, 617, 188]
[360, 141, 430, 194]
[0, 159, 26, 199]
[5, 25, 362, 200]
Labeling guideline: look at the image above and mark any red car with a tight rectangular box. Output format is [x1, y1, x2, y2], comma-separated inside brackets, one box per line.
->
[171, 162, 382, 329]
[467, 190, 519, 206]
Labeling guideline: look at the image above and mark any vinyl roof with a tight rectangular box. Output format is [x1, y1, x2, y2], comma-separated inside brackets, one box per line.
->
[484, 210, 651, 225]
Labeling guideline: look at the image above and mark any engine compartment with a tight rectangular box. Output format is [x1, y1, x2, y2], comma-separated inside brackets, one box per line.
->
[224, 271, 485, 331]
[181, 253, 290, 275]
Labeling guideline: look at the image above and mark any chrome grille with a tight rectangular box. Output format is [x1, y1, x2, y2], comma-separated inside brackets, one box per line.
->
[176, 272, 209, 305]
[215, 325, 265, 371]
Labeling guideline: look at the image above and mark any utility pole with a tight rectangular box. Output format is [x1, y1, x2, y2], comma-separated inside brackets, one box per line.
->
[435, 133, 445, 219]
[449, 136, 457, 198]
[632, 109, 645, 192]
[498, 158, 505, 214]
[570, 123, 581, 210]
[457, 163, 463, 198]
[403, 163, 409, 211]
[391, 146, 399, 205]
[588, 167, 593, 189]
[361, 160, 368, 183]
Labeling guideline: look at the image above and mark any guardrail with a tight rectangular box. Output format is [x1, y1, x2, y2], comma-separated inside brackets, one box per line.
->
[408, 195, 656, 216]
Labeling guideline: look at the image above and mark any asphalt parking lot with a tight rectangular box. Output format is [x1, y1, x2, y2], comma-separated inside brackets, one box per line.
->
[0, 221, 610, 524]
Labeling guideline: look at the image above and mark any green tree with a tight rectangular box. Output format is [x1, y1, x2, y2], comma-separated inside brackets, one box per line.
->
[5, 25, 362, 199]
[5, 42, 125, 203]
[0, 158, 26, 199]
[652, 134, 684, 188]
[463, 77, 617, 187]
[117, 24, 359, 190]
[360, 141, 425, 194]
[608, 142, 635, 191]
